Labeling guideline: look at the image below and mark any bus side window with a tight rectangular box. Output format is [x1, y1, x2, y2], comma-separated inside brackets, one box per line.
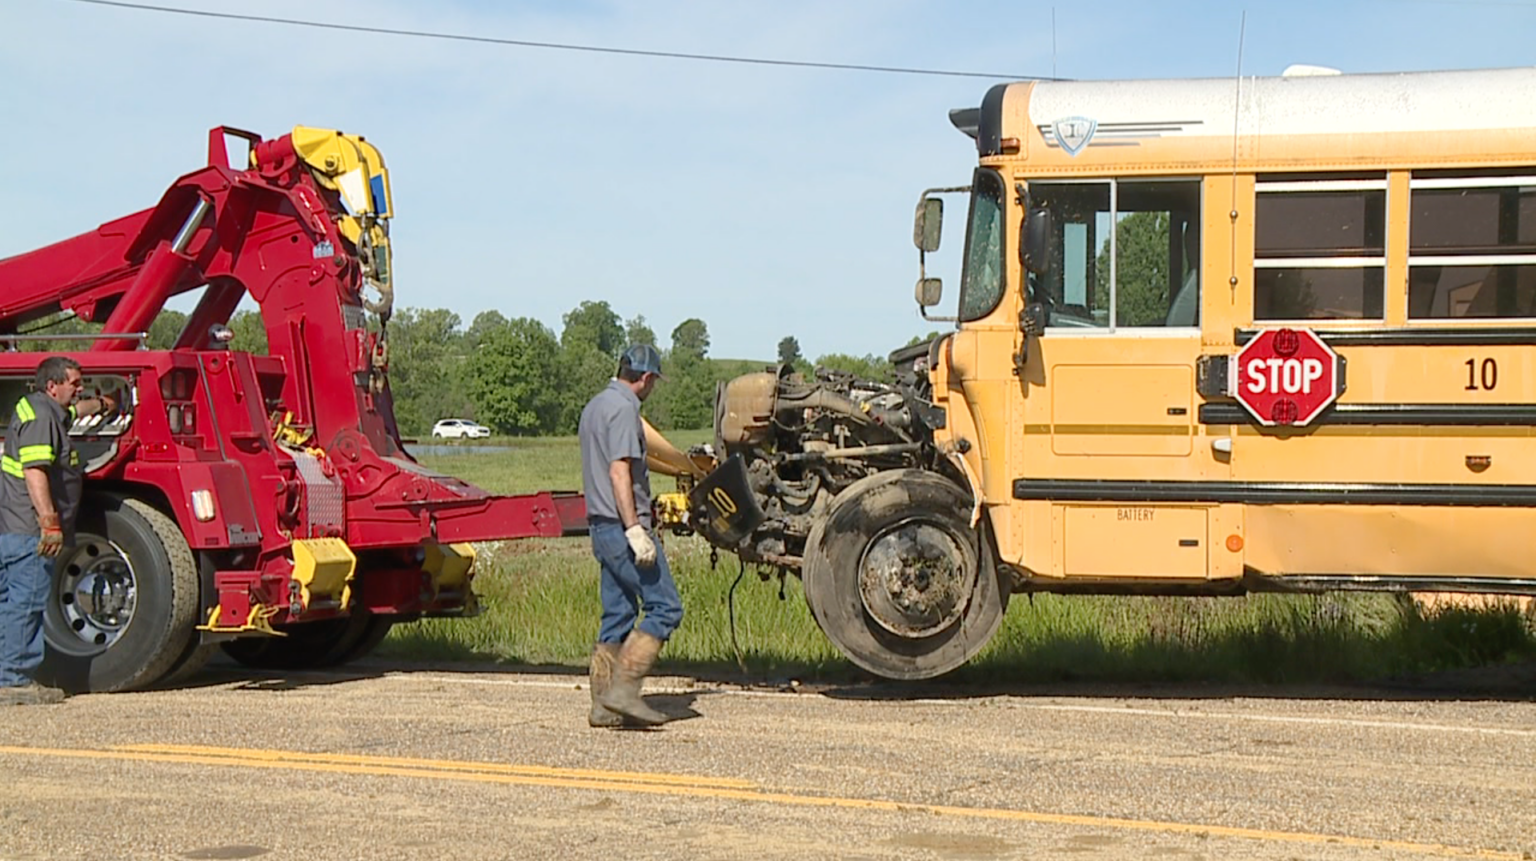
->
[1028, 178, 1201, 330]
[1112, 180, 1200, 328]
[1408, 170, 1536, 319]
[1165, 218, 1201, 327]
[1254, 175, 1386, 320]
[1031, 182, 1111, 328]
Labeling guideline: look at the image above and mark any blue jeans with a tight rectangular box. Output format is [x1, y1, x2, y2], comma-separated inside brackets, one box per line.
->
[590, 519, 683, 644]
[0, 533, 54, 688]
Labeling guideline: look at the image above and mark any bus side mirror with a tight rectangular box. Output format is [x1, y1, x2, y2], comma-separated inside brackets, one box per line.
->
[1021, 208, 1053, 275]
[1022, 301, 1048, 335]
[914, 198, 943, 253]
[915, 277, 943, 308]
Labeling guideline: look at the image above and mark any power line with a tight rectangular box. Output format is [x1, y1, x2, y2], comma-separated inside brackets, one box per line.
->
[1384, 0, 1536, 6]
[54, 0, 1056, 81]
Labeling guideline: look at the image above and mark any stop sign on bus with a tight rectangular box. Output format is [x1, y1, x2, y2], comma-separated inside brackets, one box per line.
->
[1231, 328, 1342, 426]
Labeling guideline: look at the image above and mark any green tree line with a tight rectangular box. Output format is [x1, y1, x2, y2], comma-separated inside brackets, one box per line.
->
[9, 303, 937, 436]
[371, 302, 906, 436]
[12, 302, 899, 436]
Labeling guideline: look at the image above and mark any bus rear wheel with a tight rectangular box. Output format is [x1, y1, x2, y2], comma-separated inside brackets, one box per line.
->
[802, 470, 1007, 680]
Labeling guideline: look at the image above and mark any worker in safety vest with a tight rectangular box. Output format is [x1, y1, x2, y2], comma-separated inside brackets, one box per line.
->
[0, 357, 115, 705]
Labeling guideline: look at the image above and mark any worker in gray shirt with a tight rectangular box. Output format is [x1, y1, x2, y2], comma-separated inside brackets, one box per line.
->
[1, 356, 114, 705]
[578, 344, 681, 727]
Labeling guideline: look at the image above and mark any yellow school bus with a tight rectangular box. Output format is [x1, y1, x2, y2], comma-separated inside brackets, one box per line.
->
[686, 66, 1536, 679]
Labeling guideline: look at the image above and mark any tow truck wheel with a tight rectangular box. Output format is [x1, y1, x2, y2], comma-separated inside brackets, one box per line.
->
[802, 470, 1008, 681]
[332, 614, 395, 665]
[39, 496, 202, 693]
[155, 640, 220, 688]
[220, 612, 393, 670]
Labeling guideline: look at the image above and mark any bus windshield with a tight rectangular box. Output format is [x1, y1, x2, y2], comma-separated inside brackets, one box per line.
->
[957, 169, 1005, 322]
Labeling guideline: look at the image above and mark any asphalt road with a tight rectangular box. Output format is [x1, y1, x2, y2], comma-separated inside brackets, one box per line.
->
[1, 661, 1532, 861]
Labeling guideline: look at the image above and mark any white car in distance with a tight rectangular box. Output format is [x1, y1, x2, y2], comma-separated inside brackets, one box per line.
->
[431, 419, 492, 440]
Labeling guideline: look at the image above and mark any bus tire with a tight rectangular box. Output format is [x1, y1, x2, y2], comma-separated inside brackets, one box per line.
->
[39, 496, 202, 693]
[803, 469, 1007, 680]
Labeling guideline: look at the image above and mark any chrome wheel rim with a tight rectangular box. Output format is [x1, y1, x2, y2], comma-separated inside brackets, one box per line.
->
[48, 534, 137, 655]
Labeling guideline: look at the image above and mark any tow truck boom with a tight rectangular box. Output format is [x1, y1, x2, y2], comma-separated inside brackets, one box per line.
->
[0, 126, 583, 692]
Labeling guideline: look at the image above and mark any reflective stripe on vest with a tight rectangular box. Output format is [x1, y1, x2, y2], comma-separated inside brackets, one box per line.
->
[17, 444, 53, 465]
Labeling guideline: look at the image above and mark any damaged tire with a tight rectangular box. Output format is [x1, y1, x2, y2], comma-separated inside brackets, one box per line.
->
[803, 470, 1007, 680]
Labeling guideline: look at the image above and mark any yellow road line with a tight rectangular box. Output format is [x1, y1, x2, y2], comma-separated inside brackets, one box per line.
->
[116, 743, 756, 789]
[0, 744, 1519, 860]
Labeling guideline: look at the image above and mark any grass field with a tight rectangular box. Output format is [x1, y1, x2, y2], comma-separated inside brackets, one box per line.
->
[384, 435, 1536, 686]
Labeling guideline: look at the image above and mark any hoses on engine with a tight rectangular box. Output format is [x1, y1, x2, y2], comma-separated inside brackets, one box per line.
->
[775, 386, 913, 442]
[769, 468, 822, 509]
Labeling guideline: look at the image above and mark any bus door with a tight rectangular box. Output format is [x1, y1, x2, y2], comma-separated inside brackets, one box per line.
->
[1010, 177, 1230, 581]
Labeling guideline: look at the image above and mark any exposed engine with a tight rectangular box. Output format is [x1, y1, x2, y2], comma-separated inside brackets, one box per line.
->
[699, 339, 952, 568]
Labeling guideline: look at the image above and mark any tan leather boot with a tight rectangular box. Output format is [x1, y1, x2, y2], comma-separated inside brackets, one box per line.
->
[597, 630, 668, 726]
[588, 643, 623, 728]
[0, 682, 66, 706]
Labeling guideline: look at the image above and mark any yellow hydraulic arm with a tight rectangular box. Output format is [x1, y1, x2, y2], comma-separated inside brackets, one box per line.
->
[285, 127, 396, 317]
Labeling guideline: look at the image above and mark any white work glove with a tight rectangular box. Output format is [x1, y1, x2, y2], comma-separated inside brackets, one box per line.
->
[625, 524, 657, 568]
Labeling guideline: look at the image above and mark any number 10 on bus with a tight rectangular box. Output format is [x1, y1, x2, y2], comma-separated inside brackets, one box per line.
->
[1465, 358, 1499, 391]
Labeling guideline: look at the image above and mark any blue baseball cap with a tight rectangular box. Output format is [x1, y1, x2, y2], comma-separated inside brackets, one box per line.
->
[619, 344, 665, 379]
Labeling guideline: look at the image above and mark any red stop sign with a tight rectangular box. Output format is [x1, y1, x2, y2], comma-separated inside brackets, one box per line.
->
[1232, 328, 1342, 426]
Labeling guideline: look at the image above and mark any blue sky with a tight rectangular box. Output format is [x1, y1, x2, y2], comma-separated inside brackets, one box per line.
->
[3, 0, 1534, 361]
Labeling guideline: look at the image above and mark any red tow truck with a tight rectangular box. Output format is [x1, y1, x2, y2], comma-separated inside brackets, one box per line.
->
[0, 126, 583, 692]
